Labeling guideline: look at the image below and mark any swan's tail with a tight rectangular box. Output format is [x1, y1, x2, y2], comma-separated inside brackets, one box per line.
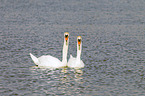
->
[29, 53, 39, 65]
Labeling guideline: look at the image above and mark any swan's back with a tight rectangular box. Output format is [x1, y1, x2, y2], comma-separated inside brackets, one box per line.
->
[67, 55, 84, 68]
[67, 55, 76, 67]
[38, 55, 62, 68]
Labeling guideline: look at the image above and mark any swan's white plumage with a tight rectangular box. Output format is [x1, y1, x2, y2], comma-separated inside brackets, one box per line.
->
[30, 54, 63, 68]
[30, 32, 69, 68]
[67, 55, 84, 68]
[30, 53, 39, 65]
[67, 36, 84, 69]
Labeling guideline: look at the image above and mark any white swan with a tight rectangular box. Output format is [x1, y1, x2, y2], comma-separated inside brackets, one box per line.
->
[67, 36, 84, 69]
[30, 32, 69, 68]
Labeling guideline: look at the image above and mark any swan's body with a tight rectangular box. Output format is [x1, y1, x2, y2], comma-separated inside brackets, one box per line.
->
[67, 55, 84, 68]
[30, 32, 69, 68]
[30, 54, 63, 68]
[67, 36, 84, 69]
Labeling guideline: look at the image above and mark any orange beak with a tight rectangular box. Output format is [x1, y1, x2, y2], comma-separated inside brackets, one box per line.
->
[77, 36, 82, 50]
[78, 41, 81, 45]
[65, 36, 68, 41]
[78, 39, 81, 46]
[65, 34, 69, 45]
[78, 39, 81, 50]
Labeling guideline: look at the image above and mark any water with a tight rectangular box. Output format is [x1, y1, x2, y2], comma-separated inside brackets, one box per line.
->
[0, 0, 145, 95]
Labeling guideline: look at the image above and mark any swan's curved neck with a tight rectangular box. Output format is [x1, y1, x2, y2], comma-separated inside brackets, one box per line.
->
[62, 39, 69, 64]
[77, 42, 82, 60]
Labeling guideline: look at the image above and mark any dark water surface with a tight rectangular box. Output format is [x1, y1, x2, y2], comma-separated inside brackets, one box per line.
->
[0, 0, 145, 95]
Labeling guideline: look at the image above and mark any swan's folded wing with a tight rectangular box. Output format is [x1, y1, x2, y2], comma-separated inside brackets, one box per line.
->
[67, 55, 76, 67]
[38, 55, 62, 68]
[70, 54, 74, 58]
[80, 60, 85, 68]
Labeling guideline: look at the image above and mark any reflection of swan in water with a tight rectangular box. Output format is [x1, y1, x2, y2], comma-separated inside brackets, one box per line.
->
[29, 67, 84, 95]
[58, 68, 84, 95]
[67, 36, 84, 69]
[60, 68, 84, 83]
[74, 69, 83, 82]
[30, 32, 69, 68]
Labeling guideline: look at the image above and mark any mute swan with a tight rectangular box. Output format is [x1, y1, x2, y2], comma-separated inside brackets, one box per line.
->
[30, 32, 69, 68]
[67, 36, 84, 69]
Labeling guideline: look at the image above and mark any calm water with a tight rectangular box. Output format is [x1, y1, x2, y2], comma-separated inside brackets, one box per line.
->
[0, 0, 145, 96]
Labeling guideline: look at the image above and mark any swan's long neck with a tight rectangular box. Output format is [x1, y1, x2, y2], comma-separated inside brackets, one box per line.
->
[62, 39, 69, 64]
[77, 41, 82, 60]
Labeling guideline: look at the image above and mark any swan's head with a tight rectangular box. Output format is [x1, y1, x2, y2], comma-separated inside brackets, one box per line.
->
[77, 36, 82, 50]
[64, 32, 69, 45]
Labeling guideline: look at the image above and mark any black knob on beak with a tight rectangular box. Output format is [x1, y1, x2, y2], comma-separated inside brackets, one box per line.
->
[78, 39, 81, 42]
[65, 35, 68, 38]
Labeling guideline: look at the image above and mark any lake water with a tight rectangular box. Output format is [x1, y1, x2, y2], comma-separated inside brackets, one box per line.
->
[0, 0, 145, 95]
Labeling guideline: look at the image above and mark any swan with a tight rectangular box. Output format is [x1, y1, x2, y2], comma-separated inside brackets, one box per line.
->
[67, 36, 84, 69]
[30, 32, 69, 68]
